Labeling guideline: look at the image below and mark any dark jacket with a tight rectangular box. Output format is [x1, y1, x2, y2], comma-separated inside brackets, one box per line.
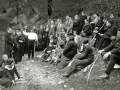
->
[3, 66, 20, 80]
[78, 45, 94, 60]
[103, 26, 118, 38]
[63, 40, 77, 59]
[73, 19, 80, 34]
[4, 33, 13, 51]
[104, 38, 120, 54]
[82, 24, 93, 36]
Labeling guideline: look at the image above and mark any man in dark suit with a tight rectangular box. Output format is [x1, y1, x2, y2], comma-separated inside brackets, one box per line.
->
[73, 15, 80, 35]
[99, 30, 120, 79]
[57, 35, 77, 69]
[4, 28, 13, 58]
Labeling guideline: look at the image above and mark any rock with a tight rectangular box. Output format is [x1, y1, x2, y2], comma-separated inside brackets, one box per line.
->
[69, 88, 74, 90]
[58, 80, 65, 84]
[25, 67, 30, 71]
[64, 84, 67, 88]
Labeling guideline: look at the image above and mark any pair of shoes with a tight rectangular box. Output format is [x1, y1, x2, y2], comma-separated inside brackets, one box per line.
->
[99, 73, 109, 79]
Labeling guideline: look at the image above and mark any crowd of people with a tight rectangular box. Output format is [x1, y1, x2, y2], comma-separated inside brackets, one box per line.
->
[0, 11, 120, 88]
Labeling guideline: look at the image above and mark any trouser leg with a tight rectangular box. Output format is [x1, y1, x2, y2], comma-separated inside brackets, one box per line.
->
[105, 54, 120, 75]
[31, 44, 34, 59]
[28, 45, 31, 59]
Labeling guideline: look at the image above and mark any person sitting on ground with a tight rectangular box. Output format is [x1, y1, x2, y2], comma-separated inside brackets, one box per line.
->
[64, 16, 73, 35]
[41, 40, 56, 62]
[0, 58, 20, 88]
[73, 14, 81, 35]
[98, 20, 118, 50]
[73, 30, 82, 50]
[0, 54, 10, 79]
[63, 38, 94, 77]
[98, 29, 120, 79]
[81, 19, 93, 38]
[56, 35, 77, 69]
[48, 41, 65, 64]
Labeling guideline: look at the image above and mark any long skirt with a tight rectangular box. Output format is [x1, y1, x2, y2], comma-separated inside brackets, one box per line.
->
[94, 34, 101, 49]
[57, 55, 71, 69]
[99, 37, 111, 50]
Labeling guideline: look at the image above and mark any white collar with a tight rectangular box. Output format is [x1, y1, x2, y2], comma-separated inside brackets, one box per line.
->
[5, 65, 14, 70]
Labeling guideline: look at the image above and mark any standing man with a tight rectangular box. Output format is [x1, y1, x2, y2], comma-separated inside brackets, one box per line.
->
[24, 26, 28, 53]
[4, 27, 13, 58]
[22, 28, 38, 59]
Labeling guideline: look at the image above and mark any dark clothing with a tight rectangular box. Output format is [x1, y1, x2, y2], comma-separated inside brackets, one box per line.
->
[78, 15, 87, 34]
[43, 31, 49, 49]
[41, 46, 55, 61]
[57, 55, 71, 69]
[0, 66, 20, 87]
[73, 19, 80, 35]
[38, 28, 44, 50]
[18, 35, 25, 62]
[57, 40, 77, 69]
[28, 40, 35, 59]
[81, 24, 93, 37]
[94, 25, 107, 49]
[74, 45, 94, 60]
[105, 54, 120, 75]
[102, 38, 120, 75]
[65, 45, 94, 76]
[114, 18, 120, 30]
[4, 33, 13, 58]
[13, 34, 20, 64]
[63, 40, 77, 59]
[104, 38, 120, 54]
[99, 26, 118, 50]
[24, 35, 28, 53]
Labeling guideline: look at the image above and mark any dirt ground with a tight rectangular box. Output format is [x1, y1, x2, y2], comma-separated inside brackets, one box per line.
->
[0, 32, 120, 90]
[1, 51, 120, 90]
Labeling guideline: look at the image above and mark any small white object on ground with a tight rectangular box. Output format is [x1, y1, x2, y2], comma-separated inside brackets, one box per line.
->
[64, 84, 67, 87]
[114, 64, 120, 69]
[69, 88, 74, 90]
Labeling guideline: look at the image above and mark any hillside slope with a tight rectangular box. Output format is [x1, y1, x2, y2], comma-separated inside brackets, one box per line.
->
[0, 0, 120, 31]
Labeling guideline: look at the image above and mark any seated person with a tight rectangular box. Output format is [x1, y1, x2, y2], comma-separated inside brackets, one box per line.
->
[81, 19, 93, 38]
[56, 35, 77, 69]
[99, 30, 120, 79]
[63, 38, 94, 77]
[41, 41, 56, 62]
[49, 43, 64, 64]
[0, 54, 9, 79]
[0, 58, 20, 88]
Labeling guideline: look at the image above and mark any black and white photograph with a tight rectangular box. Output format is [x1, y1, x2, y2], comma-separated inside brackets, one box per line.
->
[0, 0, 120, 90]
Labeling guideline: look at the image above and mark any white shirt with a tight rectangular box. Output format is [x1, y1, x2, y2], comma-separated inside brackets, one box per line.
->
[23, 31, 38, 41]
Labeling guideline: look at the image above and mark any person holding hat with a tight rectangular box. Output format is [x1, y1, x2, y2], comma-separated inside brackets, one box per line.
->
[56, 35, 77, 69]
[98, 20, 118, 50]
[63, 38, 94, 77]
